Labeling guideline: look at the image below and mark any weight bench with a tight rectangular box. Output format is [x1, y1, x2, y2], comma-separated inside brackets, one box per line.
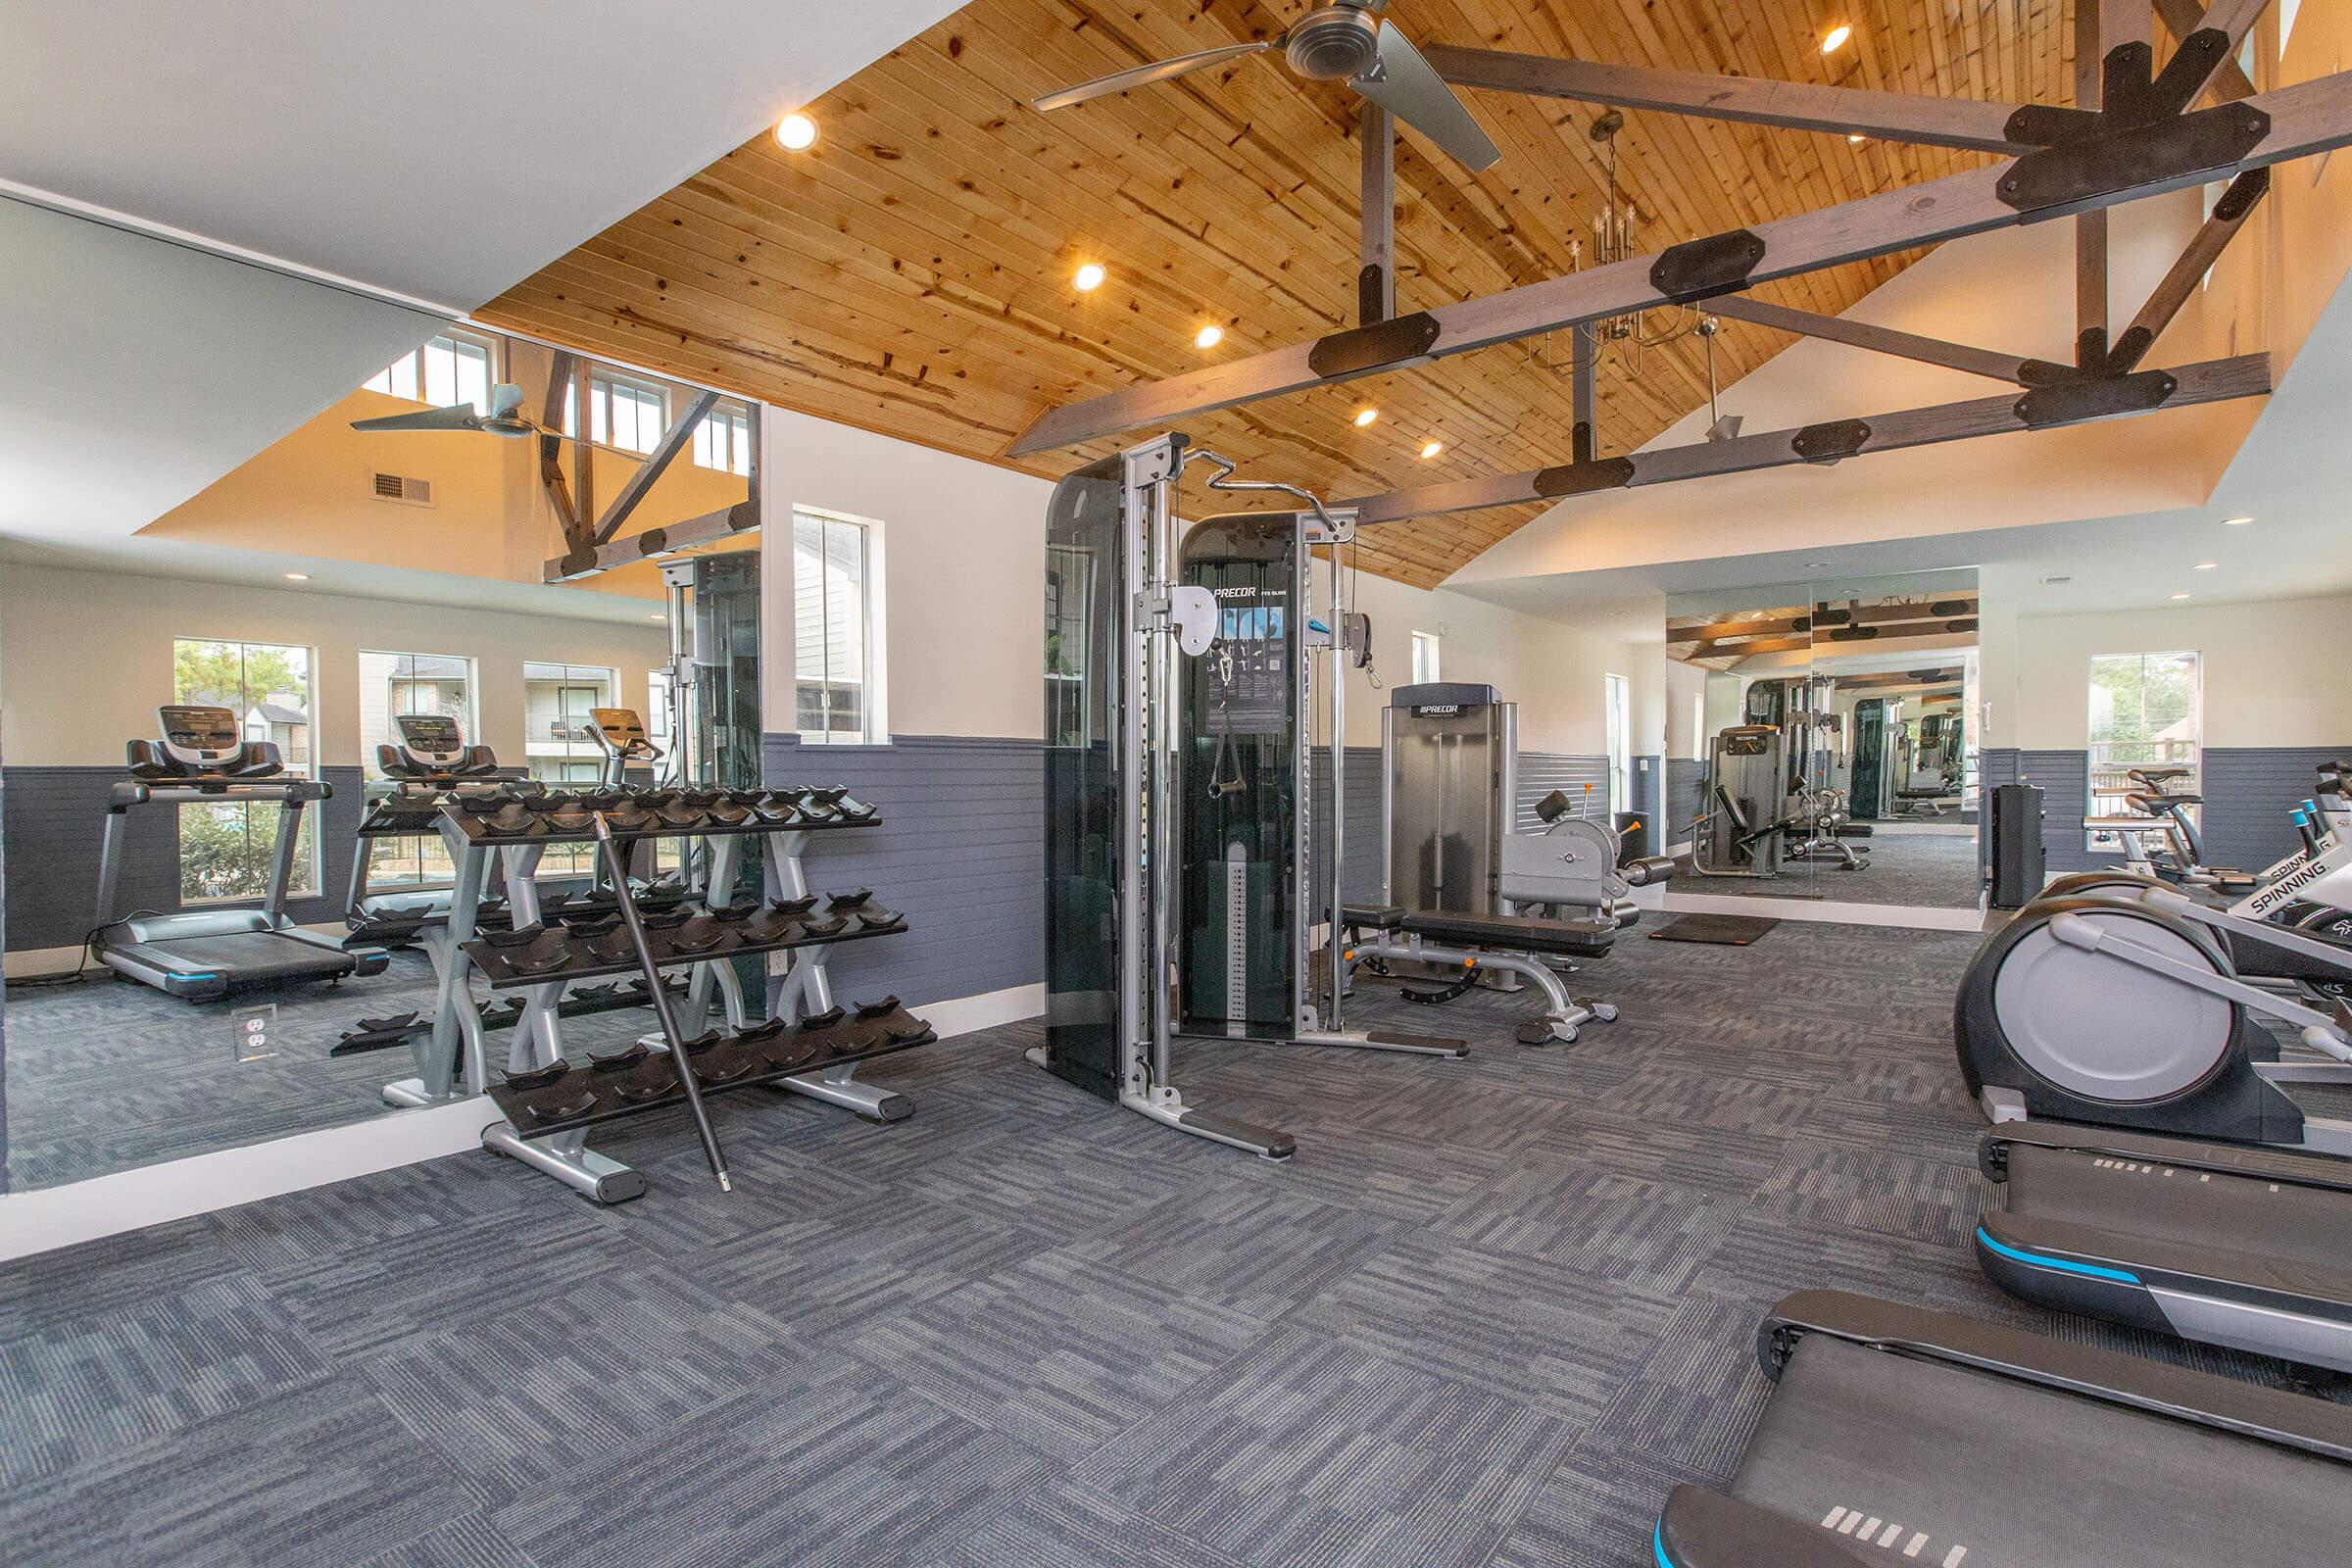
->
[1341, 904, 1620, 1045]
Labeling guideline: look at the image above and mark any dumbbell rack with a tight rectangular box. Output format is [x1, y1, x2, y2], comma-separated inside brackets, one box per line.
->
[379, 783, 928, 1202]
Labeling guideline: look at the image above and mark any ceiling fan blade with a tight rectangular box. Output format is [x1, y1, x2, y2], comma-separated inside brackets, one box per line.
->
[487, 381, 525, 419]
[1350, 21, 1500, 172]
[1032, 40, 1271, 112]
[351, 403, 486, 434]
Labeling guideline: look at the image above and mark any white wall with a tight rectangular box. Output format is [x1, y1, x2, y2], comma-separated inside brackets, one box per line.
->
[759, 407, 1053, 741]
[1997, 592, 2352, 749]
[1665, 657, 1709, 760]
[0, 563, 670, 768]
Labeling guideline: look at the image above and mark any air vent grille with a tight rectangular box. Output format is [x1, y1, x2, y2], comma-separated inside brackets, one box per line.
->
[370, 472, 433, 507]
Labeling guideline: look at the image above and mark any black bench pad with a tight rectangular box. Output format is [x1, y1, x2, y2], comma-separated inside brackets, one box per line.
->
[1400, 909, 1613, 957]
[1342, 904, 1407, 930]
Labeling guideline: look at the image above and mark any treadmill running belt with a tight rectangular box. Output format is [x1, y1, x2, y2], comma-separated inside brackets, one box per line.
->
[151, 931, 352, 977]
[1729, 1335, 2352, 1566]
[2007, 1142, 2352, 1284]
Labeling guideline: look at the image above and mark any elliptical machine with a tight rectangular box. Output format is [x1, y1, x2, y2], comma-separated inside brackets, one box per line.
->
[1956, 789, 2352, 1152]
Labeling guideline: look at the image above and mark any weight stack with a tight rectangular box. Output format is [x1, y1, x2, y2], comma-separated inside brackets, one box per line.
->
[1988, 783, 2045, 908]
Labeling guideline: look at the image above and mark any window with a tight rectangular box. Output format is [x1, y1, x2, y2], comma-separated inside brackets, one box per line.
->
[172, 639, 319, 901]
[795, 509, 886, 745]
[1604, 672, 1632, 812]
[693, 401, 755, 475]
[2282, 0, 2301, 57]
[648, 668, 675, 744]
[1691, 692, 1707, 760]
[2086, 651, 2202, 853]
[365, 329, 495, 412]
[523, 662, 619, 875]
[360, 652, 476, 888]
[1410, 630, 1442, 685]
[564, 373, 666, 456]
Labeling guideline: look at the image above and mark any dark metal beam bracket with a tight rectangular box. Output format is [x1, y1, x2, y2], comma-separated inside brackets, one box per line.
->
[1998, 101, 2271, 218]
[2014, 368, 2180, 428]
[1532, 457, 1636, 498]
[1307, 312, 1442, 378]
[1649, 230, 1766, 306]
[1792, 419, 1873, 464]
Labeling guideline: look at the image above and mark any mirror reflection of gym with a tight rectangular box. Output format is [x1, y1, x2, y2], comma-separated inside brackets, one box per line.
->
[1667, 570, 1980, 911]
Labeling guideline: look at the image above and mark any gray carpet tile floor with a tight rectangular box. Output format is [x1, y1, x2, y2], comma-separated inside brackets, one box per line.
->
[3, 919, 2345, 1567]
[1671, 828, 1984, 908]
[1, 948, 676, 1190]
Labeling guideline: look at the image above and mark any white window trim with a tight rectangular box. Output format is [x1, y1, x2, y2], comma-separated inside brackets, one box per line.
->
[172, 636, 324, 904]
[1410, 630, 1442, 686]
[794, 505, 890, 747]
[1604, 671, 1633, 811]
[363, 326, 502, 408]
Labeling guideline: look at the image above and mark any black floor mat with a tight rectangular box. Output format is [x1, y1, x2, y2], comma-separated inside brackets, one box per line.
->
[1649, 912, 1780, 945]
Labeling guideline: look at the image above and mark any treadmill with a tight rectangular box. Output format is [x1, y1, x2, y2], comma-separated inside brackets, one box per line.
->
[93, 705, 388, 1001]
[1975, 1122, 2352, 1372]
[1655, 1291, 2352, 1566]
[345, 712, 526, 943]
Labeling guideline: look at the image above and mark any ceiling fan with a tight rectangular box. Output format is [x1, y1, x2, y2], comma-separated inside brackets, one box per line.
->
[1032, 1, 1500, 172]
[351, 382, 559, 440]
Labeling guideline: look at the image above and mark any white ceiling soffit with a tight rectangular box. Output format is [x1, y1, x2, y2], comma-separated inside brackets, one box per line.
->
[1452, 260, 2352, 623]
[0, 0, 962, 308]
[0, 197, 444, 547]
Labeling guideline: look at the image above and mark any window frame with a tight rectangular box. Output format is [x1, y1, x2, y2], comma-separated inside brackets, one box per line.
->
[793, 506, 890, 747]
[691, 400, 756, 475]
[359, 651, 480, 891]
[171, 636, 323, 904]
[363, 326, 500, 412]
[2084, 649, 2204, 856]
[564, 370, 670, 458]
[1409, 630, 1442, 686]
[1603, 671, 1633, 812]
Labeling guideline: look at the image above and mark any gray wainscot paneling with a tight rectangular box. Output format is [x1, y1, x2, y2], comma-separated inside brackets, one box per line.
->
[764, 734, 1044, 1007]
[1515, 753, 1612, 830]
[2201, 747, 2352, 872]
[1665, 757, 1707, 849]
[4, 764, 366, 954]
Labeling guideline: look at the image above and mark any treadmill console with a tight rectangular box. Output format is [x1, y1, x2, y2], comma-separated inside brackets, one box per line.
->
[129, 705, 283, 780]
[589, 708, 662, 763]
[377, 712, 507, 784]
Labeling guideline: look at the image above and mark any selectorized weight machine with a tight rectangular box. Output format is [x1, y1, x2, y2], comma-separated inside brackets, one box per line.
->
[1034, 436, 1463, 1163]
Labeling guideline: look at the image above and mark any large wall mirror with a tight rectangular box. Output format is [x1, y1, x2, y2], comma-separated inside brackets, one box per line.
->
[1665, 568, 1980, 914]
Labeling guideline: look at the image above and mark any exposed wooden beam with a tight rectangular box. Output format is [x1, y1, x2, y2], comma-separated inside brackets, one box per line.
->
[1359, 104, 1395, 326]
[2109, 168, 2271, 372]
[1669, 612, 1813, 641]
[571, 357, 596, 530]
[1686, 633, 1814, 658]
[543, 499, 760, 583]
[1571, 324, 1597, 462]
[1340, 355, 2270, 524]
[591, 388, 720, 546]
[1006, 73, 2346, 458]
[1706, 296, 2061, 385]
[2155, 0, 2260, 102]
[541, 348, 582, 547]
[1425, 44, 2044, 153]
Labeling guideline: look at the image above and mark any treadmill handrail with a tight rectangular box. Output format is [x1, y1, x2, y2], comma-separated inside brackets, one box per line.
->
[109, 778, 332, 809]
[1760, 1290, 2352, 1462]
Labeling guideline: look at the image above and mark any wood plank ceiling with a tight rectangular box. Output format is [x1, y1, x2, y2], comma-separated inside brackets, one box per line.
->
[477, 0, 2074, 588]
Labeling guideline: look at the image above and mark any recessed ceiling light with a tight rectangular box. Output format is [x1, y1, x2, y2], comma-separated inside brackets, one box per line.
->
[2171, 592, 2191, 600]
[1195, 323, 1224, 349]
[1821, 23, 1853, 52]
[1847, 133, 1866, 144]
[773, 112, 818, 152]
[2194, 561, 2219, 570]
[2223, 514, 2254, 525]
[649, 613, 664, 620]
[283, 571, 310, 581]
[1073, 262, 1106, 292]
[1420, 440, 1445, 460]
[1354, 408, 1379, 427]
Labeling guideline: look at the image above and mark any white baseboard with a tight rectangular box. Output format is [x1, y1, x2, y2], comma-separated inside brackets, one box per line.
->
[0, 980, 1047, 1261]
[1658, 887, 1987, 932]
[0, 1099, 505, 1263]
